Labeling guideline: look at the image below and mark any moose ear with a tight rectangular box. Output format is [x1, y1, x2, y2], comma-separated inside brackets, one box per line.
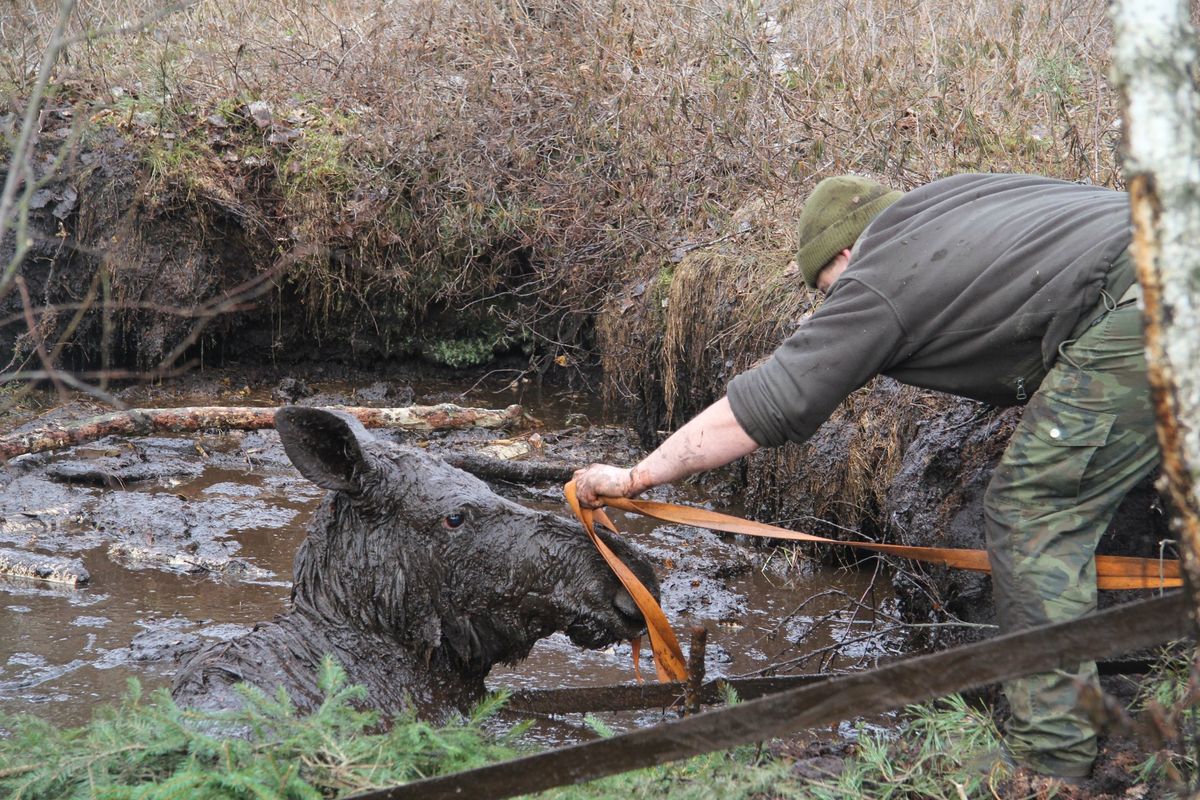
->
[275, 407, 374, 492]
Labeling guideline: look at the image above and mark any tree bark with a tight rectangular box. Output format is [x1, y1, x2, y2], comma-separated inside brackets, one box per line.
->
[1110, 1, 1200, 623]
[0, 404, 529, 462]
[442, 453, 574, 484]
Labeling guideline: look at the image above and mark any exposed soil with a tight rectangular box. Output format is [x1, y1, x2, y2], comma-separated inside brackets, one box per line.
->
[2, 124, 538, 376]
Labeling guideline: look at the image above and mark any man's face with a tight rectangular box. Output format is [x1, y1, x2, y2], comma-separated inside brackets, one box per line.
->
[816, 248, 851, 293]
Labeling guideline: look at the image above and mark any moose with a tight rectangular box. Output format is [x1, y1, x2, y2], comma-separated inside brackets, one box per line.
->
[172, 406, 658, 720]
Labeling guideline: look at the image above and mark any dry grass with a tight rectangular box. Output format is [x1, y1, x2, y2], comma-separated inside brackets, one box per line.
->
[2, 0, 1122, 369]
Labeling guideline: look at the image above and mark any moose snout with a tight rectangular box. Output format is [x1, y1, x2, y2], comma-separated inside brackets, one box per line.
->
[558, 518, 661, 648]
[594, 530, 660, 631]
[613, 586, 642, 621]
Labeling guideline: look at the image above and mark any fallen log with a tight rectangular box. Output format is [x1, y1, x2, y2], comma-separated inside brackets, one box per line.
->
[0, 404, 528, 462]
[354, 591, 1189, 800]
[502, 658, 1159, 716]
[443, 453, 574, 485]
[504, 674, 829, 715]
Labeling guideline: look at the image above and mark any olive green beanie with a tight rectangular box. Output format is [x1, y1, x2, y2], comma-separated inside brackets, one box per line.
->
[796, 176, 904, 288]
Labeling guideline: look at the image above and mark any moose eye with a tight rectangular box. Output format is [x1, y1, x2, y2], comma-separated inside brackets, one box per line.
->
[442, 512, 467, 530]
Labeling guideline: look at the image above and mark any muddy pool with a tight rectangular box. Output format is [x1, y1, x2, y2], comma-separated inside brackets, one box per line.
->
[0, 373, 898, 740]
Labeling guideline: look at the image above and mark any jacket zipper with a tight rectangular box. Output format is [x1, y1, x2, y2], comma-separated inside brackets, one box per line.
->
[1016, 377, 1027, 402]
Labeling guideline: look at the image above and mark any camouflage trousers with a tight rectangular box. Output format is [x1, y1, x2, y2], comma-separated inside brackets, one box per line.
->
[983, 277, 1160, 778]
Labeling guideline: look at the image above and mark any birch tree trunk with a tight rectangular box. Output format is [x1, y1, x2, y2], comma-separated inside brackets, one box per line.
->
[1110, 1, 1200, 625]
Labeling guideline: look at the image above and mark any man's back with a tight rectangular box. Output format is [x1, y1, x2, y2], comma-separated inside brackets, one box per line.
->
[728, 174, 1132, 447]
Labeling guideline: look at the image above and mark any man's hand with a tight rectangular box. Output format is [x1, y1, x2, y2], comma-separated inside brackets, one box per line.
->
[571, 396, 758, 509]
[572, 463, 639, 508]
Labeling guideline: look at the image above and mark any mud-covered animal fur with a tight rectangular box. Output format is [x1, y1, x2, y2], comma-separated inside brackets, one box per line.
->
[172, 407, 657, 720]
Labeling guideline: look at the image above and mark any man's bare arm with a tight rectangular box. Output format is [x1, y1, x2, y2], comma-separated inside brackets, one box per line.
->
[572, 396, 759, 506]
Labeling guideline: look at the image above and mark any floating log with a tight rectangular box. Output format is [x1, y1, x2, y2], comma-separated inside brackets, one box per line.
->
[0, 548, 89, 586]
[0, 404, 529, 462]
[504, 672, 828, 715]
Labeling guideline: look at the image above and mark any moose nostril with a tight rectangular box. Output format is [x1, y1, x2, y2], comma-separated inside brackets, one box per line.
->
[613, 588, 641, 620]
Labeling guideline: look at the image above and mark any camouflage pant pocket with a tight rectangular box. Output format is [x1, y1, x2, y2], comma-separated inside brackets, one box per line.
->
[992, 395, 1117, 504]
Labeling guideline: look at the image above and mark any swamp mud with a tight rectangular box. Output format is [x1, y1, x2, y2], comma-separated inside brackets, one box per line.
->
[0, 368, 899, 742]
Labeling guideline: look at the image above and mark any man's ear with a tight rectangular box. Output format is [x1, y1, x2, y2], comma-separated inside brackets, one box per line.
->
[275, 407, 374, 492]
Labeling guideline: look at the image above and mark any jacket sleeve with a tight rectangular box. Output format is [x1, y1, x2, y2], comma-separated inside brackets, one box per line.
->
[726, 280, 907, 447]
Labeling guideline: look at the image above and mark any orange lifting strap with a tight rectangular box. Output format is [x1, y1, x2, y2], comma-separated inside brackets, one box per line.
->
[564, 481, 1182, 684]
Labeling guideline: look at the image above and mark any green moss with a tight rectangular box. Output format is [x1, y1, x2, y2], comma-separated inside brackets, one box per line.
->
[654, 263, 675, 300]
[145, 135, 212, 185]
[420, 335, 501, 368]
[280, 116, 355, 197]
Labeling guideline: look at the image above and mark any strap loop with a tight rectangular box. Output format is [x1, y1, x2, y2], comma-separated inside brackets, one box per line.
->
[565, 482, 688, 683]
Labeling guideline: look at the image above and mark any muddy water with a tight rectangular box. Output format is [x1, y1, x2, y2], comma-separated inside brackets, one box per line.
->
[0, 465, 315, 724]
[0, 377, 896, 735]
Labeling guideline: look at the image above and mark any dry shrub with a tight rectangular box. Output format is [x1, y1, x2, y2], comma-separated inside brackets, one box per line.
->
[599, 194, 803, 434]
[4, 0, 822, 369]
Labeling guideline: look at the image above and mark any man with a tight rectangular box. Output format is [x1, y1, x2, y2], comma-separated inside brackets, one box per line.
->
[573, 173, 1158, 780]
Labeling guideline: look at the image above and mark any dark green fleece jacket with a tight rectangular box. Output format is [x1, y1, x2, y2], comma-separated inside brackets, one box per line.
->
[726, 173, 1133, 448]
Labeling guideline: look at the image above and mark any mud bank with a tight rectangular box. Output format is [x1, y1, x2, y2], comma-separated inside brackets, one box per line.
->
[2, 124, 541, 375]
[4, 125, 1169, 651]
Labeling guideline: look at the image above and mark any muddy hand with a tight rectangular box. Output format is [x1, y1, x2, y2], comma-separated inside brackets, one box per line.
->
[572, 463, 635, 508]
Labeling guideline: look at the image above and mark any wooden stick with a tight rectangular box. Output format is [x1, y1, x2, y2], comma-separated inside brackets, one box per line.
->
[684, 626, 708, 716]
